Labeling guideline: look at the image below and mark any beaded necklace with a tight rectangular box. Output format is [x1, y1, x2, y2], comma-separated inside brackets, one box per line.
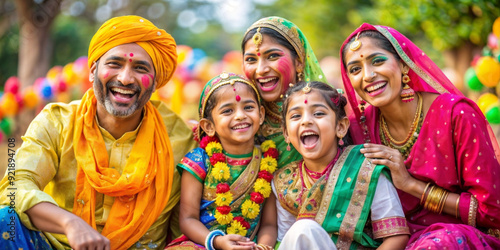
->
[379, 92, 423, 158]
[201, 136, 278, 236]
[299, 147, 342, 191]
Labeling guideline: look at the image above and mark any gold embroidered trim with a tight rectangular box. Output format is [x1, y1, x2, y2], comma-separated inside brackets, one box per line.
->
[371, 216, 410, 239]
[245, 17, 305, 63]
[315, 146, 353, 225]
[375, 26, 448, 94]
[336, 157, 376, 250]
[274, 161, 302, 217]
[468, 195, 478, 227]
[203, 147, 261, 203]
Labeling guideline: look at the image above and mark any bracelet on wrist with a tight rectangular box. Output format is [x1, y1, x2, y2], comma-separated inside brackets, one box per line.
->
[205, 230, 225, 250]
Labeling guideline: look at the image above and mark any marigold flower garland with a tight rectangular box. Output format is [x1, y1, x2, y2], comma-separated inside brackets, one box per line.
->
[200, 136, 278, 236]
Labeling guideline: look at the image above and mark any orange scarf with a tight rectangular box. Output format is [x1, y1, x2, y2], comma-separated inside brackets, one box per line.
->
[73, 89, 173, 249]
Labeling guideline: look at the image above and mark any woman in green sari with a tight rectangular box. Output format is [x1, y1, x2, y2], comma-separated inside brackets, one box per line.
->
[241, 16, 327, 167]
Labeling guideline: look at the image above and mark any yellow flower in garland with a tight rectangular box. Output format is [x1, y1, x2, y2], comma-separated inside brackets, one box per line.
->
[212, 162, 230, 181]
[206, 141, 223, 157]
[260, 156, 277, 174]
[261, 140, 276, 152]
[214, 210, 234, 225]
[215, 191, 233, 206]
[227, 220, 248, 236]
[254, 178, 271, 198]
[241, 199, 260, 219]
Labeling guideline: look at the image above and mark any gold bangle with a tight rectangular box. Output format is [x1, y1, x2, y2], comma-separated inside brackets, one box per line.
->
[420, 182, 431, 205]
[455, 196, 461, 219]
[423, 185, 435, 210]
[425, 186, 448, 214]
[438, 191, 449, 214]
[257, 244, 273, 250]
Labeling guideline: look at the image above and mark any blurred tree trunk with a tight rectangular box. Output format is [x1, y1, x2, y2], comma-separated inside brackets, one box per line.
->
[14, 0, 60, 138]
[443, 41, 482, 95]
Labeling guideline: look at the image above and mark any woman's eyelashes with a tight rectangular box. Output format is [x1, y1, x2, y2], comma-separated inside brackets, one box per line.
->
[372, 56, 388, 65]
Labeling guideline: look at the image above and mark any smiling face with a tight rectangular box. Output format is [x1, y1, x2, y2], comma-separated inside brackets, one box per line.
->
[284, 89, 342, 166]
[243, 34, 301, 103]
[344, 37, 407, 108]
[200, 82, 265, 154]
[90, 43, 155, 120]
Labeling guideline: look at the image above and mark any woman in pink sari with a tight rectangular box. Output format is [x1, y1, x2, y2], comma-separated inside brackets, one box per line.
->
[339, 23, 500, 249]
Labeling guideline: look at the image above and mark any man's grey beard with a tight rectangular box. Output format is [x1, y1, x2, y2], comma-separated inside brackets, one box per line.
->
[93, 64, 154, 118]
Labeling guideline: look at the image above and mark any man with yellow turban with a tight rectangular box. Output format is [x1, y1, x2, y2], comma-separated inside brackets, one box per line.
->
[0, 15, 197, 249]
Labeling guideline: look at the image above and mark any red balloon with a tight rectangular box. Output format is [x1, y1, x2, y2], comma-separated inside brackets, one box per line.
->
[4, 76, 19, 94]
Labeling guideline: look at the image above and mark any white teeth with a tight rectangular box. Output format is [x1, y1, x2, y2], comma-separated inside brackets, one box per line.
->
[301, 131, 318, 136]
[111, 88, 135, 95]
[233, 124, 250, 129]
[258, 77, 277, 83]
[366, 82, 386, 92]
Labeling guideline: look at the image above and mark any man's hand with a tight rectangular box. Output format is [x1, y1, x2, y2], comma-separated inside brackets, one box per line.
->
[64, 217, 110, 250]
[26, 202, 110, 250]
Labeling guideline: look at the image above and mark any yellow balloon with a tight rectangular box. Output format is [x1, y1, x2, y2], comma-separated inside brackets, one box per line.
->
[477, 93, 499, 113]
[23, 88, 40, 109]
[475, 57, 500, 88]
[493, 17, 500, 38]
[170, 79, 184, 114]
[0, 93, 19, 116]
[63, 63, 79, 86]
[46, 66, 63, 83]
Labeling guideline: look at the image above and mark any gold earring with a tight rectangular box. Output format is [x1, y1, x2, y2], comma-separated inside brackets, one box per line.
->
[297, 72, 304, 82]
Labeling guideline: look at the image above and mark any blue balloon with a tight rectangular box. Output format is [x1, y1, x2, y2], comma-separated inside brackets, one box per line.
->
[187, 48, 206, 71]
[41, 84, 53, 100]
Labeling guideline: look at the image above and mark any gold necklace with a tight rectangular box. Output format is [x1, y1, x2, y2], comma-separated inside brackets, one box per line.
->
[264, 102, 282, 124]
[379, 92, 423, 158]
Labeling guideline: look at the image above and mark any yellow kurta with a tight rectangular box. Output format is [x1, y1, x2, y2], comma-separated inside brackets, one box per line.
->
[0, 100, 197, 249]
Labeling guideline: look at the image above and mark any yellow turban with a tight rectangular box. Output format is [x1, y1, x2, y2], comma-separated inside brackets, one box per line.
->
[88, 15, 177, 89]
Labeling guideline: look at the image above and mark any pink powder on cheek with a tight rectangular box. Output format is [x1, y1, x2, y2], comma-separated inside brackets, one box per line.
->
[141, 75, 150, 88]
[103, 71, 109, 79]
[243, 68, 253, 81]
[276, 57, 295, 87]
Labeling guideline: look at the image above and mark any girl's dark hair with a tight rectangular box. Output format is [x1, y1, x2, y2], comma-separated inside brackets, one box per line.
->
[281, 81, 352, 147]
[202, 83, 260, 122]
[341, 30, 400, 70]
[242, 27, 299, 61]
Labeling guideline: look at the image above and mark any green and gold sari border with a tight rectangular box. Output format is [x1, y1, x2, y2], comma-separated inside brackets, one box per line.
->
[315, 145, 354, 225]
[336, 157, 377, 249]
[375, 26, 448, 94]
[245, 18, 305, 63]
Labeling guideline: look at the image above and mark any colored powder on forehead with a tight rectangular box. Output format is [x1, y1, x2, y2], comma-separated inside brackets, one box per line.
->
[129, 53, 134, 57]
[129, 59, 132, 62]
[124, 54, 127, 57]
[141, 75, 150, 88]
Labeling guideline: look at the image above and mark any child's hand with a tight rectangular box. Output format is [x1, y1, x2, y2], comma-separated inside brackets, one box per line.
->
[213, 234, 255, 250]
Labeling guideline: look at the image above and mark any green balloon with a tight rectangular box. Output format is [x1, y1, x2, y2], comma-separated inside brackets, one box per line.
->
[0, 117, 13, 136]
[486, 105, 500, 124]
[464, 67, 483, 91]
